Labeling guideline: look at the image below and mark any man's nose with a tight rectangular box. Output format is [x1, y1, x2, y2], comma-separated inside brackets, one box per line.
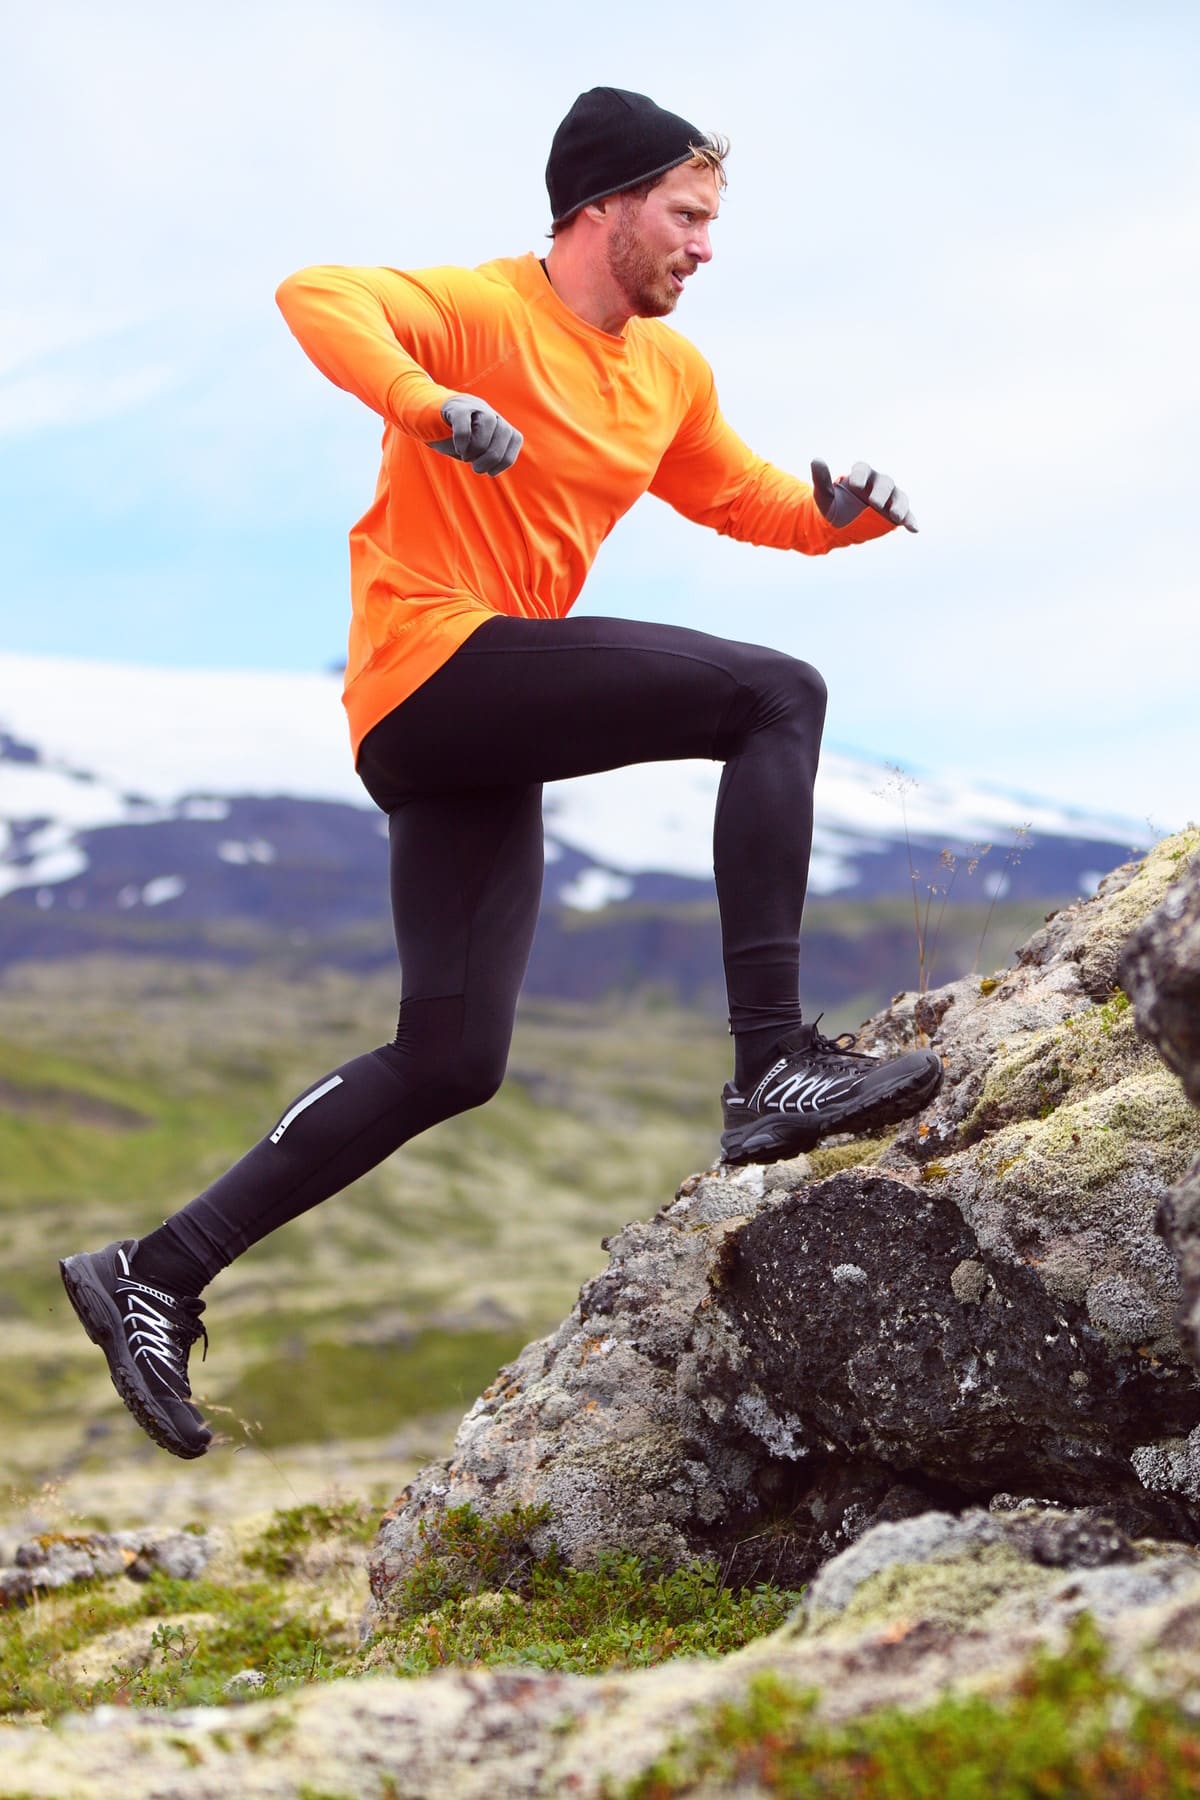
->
[687, 224, 714, 263]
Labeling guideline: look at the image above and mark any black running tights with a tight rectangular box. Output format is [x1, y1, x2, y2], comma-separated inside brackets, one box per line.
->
[160, 613, 827, 1286]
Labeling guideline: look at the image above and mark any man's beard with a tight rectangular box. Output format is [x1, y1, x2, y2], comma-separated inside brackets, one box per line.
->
[606, 210, 678, 318]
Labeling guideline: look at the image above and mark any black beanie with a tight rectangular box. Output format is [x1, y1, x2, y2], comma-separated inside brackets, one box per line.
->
[546, 87, 706, 226]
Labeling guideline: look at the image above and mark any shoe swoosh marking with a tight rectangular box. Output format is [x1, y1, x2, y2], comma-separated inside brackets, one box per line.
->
[763, 1073, 858, 1113]
[119, 1296, 192, 1394]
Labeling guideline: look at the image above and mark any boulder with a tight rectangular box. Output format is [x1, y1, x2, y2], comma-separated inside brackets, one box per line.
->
[368, 831, 1200, 1623]
[1119, 840, 1200, 1455]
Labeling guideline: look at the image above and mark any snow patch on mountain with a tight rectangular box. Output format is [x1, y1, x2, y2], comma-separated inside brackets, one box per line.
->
[217, 839, 276, 866]
[557, 868, 636, 912]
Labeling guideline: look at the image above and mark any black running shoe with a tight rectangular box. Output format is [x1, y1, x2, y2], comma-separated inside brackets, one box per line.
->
[59, 1240, 211, 1459]
[720, 1018, 944, 1166]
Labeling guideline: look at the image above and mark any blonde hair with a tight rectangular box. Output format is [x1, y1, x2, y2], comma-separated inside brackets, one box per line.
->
[620, 134, 730, 203]
[684, 134, 730, 189]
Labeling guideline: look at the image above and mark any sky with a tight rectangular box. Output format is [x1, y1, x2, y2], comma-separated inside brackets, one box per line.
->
[2, 0, 1197, 834]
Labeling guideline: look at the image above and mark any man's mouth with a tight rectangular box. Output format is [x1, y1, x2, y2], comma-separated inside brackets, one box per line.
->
[669, 266, 695, 293]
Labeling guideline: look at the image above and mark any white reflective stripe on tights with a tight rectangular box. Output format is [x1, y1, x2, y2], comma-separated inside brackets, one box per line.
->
[269, 1075, 344, 1145]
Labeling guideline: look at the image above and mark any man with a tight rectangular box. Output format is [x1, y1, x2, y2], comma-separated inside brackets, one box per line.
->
[60, 87, 942, 1461]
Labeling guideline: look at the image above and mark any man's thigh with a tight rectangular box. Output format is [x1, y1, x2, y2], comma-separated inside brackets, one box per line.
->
[388, 782, 545, 1009]
[359, 613, 802, 802]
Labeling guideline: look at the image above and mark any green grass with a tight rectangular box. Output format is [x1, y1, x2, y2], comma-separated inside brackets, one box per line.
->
[623, 1615, 1200, 1798]
[0, 1016, 287, 1209]
[0, 1499, 387, 1719]
[0, 1572, 301, 1717]
[361, 1502, 803, 1678]
[0, 1501, 799, 1720]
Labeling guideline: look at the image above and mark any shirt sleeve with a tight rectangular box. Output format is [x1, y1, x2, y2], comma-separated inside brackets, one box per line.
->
[275, 265, 468, 440]
[648, 353, 893, 556]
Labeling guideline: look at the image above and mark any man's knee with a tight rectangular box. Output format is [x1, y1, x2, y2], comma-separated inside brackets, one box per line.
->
[743, 648, 827, 732]
[780, 654, 827, 718]
[379, 1029, 507, 1123]
[441, 1046, 507, 1116]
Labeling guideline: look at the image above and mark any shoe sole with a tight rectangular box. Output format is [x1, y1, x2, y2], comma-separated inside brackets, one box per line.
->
[59, 1253, 211, 1460]
[720, 1057, 944, 1167]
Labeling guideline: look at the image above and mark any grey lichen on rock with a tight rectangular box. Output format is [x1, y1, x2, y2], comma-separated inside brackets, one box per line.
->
[1047, 832, 1198, 1001]
[804, 1130, 896, 1179]
[797, 1506, 1200, 1656]
[1120, 830, 1200, 1100]
[800, 1509, 1010, 1624]
[1131, 1427, 1200, 1505]
[368, 1166, 780, 1622]
[959, 992, 1168, 1147]
[798, 1505, 1152, 1629]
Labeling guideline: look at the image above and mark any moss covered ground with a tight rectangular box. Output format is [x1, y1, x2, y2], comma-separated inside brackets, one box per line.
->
[624, 1618, 1200, 1797]
[6, 1499, 1200, 1797]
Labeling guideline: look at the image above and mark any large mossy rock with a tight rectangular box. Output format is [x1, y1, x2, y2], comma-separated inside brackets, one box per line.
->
[368, 831, 1200, 1622]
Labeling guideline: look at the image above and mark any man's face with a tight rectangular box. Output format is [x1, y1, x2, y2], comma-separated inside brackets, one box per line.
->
[604, 162, 719, 319]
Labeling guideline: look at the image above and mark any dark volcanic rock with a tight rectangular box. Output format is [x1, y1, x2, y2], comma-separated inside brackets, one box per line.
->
[703, 1169, 1193, 1496]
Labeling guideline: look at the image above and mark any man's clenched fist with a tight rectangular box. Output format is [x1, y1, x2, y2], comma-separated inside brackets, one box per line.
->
[427, 395, 523, 476]
[811, 459, 918, 533]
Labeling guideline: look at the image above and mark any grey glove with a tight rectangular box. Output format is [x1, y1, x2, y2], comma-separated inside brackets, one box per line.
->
[811, 459, 918, 533]
[426, 395, 523, 477]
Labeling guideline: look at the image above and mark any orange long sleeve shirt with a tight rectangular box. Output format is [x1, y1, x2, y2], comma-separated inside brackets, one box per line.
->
[275, 253, 893, 756]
